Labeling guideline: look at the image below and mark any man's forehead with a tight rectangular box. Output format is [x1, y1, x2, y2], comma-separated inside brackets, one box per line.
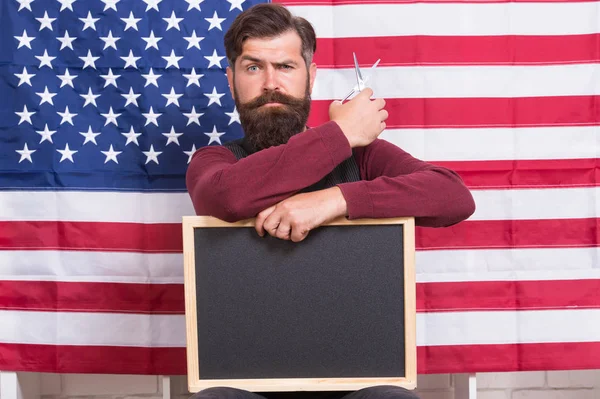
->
[239, 32, 303, 62]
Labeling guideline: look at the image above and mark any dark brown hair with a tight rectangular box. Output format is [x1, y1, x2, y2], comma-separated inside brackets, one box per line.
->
[224, 3, 317, 70]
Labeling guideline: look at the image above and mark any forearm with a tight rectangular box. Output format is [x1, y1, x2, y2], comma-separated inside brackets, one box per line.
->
[338, 168, 475, 227]
[186, 121, 352, 221]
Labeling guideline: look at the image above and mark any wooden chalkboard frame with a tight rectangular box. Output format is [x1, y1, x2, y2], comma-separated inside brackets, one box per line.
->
[182, 215, 416, 393]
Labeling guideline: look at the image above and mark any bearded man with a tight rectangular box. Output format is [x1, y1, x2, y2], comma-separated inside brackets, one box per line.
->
[185, 3, 475, 398]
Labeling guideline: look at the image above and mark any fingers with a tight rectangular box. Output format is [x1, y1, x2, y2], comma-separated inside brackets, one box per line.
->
[291, 227, 310, 243]
[255, 205, 276, 237]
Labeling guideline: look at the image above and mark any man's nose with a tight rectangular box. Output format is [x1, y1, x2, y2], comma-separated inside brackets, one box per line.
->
[263, 67, 279, 91]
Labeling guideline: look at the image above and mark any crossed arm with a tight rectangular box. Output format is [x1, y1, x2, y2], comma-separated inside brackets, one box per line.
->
[186, 121, 475, 241]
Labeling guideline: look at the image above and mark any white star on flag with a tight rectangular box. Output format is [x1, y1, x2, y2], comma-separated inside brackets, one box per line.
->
[58, 106, 77, 125]
[122, 87, 141, 107]
[122, 126, 141, 145]
[57, 106, 77, 126]
[225, 107, 241, 125]
[100, 31, 120, 50]
[36, 50, 56, 69]
[57, 143, 77, 163]
[205, 49, 225, 68]
[121, 50, 141, 68]
[185, 0, 204, 11]
[143, 0, 162, 11]
[184, 144, 197, 164]
[36, 11, 56, 31]
[57, 68, 77, 88]
[57, 31, 77, 50]
[101, 145, 122, 164]
[80, 126, 101, 144]
[163, 11, 183, 31]
[163, 49, 183, 68]
[183, 30, 204, 50]
[142, 106, 161, 126]
[79, 11, 100, 31]
[101, 68, 121, 87]
[15, 67, 35, 87]
[36, 124, 57, 143]
[16, 105, 35, 125]
[36, 86, 57, 105]
[57, 0, 76, 12]
[142, 31, 162, 50]
[16, 0, 34, 12]
[204, 87, 225, 106]
[162, 87, 183, 107]
[162, 126, 183, 145]
[80, 50, 100, 69]
[142, 68, 161, 87]
[102, 106, 121, 126]
[227, 0, 245, 11]
[14, 30, 35, 49]
[80, 87, 101, 107]
[183, 68, 203, 87]
[101, 0, 120, 11]
[183, 106, 203, 126]
[121, 12, 141, 31]
[16, 143, 36, 163]
[205, 126, 225, 145]
[142, 145, 162, 164]
[205, 11, 225, 31]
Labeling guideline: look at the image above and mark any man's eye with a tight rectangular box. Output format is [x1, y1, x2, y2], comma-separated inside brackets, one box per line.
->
[280, 65, 292, 69]
[247, 65, 258, 72]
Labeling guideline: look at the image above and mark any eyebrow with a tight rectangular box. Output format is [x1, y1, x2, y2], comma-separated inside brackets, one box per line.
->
[239, 55, 299, 67]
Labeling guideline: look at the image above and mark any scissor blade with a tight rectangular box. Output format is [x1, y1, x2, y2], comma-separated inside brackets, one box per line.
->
[353, 52, 363, 84]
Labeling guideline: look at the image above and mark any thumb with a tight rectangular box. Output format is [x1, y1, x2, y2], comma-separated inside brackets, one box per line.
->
[356, 87, 374, 99]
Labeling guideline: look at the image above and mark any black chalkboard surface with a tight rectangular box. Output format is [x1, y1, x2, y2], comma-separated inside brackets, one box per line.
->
[183, 216, 416, 393]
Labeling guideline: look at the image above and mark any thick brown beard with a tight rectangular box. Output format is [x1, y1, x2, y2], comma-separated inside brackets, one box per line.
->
[234, 82, 311, 152]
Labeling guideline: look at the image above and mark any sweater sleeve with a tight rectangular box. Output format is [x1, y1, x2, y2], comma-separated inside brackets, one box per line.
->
[337, 139, 476, 227]
[185, 121, 353, 222]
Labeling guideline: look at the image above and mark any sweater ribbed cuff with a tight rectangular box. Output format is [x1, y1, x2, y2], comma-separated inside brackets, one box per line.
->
[314, 121, 352, 168]
[337, 180, 374, 220]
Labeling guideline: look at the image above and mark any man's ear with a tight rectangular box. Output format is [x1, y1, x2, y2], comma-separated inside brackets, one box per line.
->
[226, 66, 235, 98]
[308, 62, 317, 94]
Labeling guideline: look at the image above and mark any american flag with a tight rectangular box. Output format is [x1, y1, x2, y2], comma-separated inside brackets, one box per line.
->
[1, 0, 599, 375]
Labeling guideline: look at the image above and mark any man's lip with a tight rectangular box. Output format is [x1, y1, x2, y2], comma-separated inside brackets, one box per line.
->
[262, 102, 284, 107]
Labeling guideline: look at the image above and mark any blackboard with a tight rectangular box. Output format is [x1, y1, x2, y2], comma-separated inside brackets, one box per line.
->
[183, 216, 416, 393]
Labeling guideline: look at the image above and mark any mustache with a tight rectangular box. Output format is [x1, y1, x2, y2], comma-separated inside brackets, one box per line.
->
[242, 90, 307, 109]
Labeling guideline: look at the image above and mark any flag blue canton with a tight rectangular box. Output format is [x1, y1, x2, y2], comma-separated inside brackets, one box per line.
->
[0, 0, 267, 191]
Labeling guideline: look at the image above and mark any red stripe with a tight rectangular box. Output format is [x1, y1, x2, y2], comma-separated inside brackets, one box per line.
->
[309, 96, 600, 128]
[417, 342, 600, 374]
[417, 280, 600, 312]
[0, 343, 186, 375]
[314, 35, 600, 67]
[433, 158, 600, 189]
[0, 281, 184, 314]
[1, 219, 598, 252]
[2, 342, 600, 374]
[416, 218, 600, 250]
[2, 279, 599, 314]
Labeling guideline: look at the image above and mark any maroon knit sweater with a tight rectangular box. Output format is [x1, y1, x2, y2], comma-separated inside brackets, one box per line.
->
[186, 121, 475, 227]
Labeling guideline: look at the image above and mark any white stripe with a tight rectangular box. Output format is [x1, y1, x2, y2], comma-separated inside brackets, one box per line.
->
[312, 64, 600, 100]
[417, 309, 600, 346]
[0, 191, 194, 223]
[0, 251, 183, 284]
[381, 126, 600, 161]
[289, 3, 600, 37]
[1, 248, 599, 285]
[0, 310, 185, 347]
[416, 247, 600, 282]
[2, 309, 598, 347]
[470, 187, 600, 221]
[1, 188, 598, 223]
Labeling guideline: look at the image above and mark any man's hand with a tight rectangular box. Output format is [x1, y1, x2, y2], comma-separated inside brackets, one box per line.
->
[329, 88, 388, 148]
[255, 187, 348, 242]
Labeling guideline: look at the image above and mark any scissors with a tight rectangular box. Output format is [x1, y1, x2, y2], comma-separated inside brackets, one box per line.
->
[340, 52, 380, 103]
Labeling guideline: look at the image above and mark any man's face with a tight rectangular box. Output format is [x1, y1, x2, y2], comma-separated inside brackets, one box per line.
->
[226, 30, 317, 151]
